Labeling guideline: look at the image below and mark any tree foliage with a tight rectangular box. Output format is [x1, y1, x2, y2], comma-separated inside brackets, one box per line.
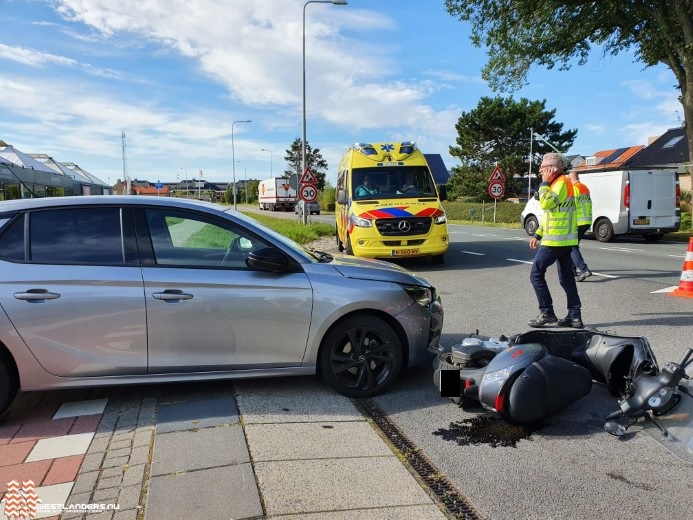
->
[449, 96, 576, 199]
[283, 138, 329, 191]
[444, 0, 693, 162]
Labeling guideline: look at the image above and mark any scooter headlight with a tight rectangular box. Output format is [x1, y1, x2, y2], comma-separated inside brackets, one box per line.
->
[352, 215, 373, 228]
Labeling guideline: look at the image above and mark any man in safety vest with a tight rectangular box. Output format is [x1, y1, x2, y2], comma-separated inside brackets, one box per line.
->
[568, 171, 593, 281]
[528, 153, 583, 328]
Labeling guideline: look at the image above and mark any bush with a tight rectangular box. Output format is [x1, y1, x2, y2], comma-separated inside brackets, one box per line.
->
[443, 200, 524, 225]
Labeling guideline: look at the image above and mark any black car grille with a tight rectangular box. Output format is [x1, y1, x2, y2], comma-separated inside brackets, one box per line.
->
[375, 217, 432, 236]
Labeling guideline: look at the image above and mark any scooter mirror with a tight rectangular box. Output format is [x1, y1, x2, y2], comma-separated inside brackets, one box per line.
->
[604, 420, 628, 437]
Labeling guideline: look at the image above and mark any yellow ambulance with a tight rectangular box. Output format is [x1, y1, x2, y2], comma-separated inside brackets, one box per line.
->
[335, 141, 449, 264]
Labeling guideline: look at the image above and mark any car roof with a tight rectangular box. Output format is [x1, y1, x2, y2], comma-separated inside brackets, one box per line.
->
[0, 196, 233, 214]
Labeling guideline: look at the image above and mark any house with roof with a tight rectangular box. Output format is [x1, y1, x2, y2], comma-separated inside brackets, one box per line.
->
[623, 126, 691, 191]
[424, 154, 451, 185]
[571, 145, 644, 172]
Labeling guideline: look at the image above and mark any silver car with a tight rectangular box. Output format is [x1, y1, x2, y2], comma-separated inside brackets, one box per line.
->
[0, 196, 443, 414]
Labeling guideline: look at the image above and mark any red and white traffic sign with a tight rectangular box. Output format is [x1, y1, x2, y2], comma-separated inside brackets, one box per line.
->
[488, 181, 504, 199]
[300, 167, 318, 185]
[299, 183, 318, 202]
[488, 165, 505, 182]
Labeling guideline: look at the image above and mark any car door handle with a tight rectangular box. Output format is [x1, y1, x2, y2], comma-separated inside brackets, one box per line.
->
[14, 289, 61, 302]
[152, 290, 193, 302]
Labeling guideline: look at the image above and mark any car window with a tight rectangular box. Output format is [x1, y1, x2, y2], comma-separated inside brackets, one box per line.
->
[144, 208, 268, 268]
[29, 207, 125, 264]
[0, 214, 26, 262]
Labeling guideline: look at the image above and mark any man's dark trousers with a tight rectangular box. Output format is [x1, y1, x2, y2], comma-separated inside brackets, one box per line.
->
[531, 245, 582, 316]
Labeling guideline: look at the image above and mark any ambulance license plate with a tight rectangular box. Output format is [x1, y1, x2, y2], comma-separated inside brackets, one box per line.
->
[633, 218, 650, 225]
[392, 248, 419, 256]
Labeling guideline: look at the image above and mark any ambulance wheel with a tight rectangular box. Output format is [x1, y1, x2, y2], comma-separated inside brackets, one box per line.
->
[319, 315, 403, 398]
[346, 234, 354, 255]
[336, 232, 344, 252]
[594, 218, 614, 242]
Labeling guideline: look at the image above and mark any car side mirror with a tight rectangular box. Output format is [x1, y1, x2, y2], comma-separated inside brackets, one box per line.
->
[246, 247, 292, 273]
[438, 185, 448, 201]
[336, 189, 347, 204]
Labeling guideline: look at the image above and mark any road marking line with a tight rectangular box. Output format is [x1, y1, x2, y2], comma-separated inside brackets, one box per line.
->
[460, 251, 485, 256]
[507, 258, 533, 265]
[651, 286, 679, 293]
[598, 247, 645, 253]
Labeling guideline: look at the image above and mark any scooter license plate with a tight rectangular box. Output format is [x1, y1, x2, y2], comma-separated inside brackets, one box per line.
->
[392, 248, 419, 256]
[633, 218, 650, 225]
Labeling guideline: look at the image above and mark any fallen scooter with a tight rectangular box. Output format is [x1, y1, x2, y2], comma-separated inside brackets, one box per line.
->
[433, 329, 693, 436]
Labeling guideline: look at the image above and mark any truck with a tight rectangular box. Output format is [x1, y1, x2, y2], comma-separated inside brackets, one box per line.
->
[521, 169, 681, 242]
[258, 177, 297, 211]
[335, 141, 449, 263]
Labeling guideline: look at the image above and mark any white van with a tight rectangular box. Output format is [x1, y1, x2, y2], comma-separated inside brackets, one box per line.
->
[521, 169, 681, 242]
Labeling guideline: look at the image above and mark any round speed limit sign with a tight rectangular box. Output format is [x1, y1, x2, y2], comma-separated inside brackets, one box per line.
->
[488, 181, 504, 199]
[299, 183, 318, 202]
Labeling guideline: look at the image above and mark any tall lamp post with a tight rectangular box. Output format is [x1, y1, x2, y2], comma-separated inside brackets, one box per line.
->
[261, 148, 273, 179]
[236, 160, 247, 204]
[232, 119, 251, 211]
[302, 0, 347, 222]
[180, 168, 188, 198]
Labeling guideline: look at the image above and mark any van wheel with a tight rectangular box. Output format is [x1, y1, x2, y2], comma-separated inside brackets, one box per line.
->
[524, 216, 538, 236]
[319, 315, 403, 398]
[594, 218, 614, 242]
[0, 353, 19, 416]
[643, 233, 663, 242]
[336, 232, 344, 252]
[346, 234, 354, 255]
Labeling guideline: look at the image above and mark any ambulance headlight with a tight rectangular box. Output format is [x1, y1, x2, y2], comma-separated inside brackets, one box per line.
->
[434, 213, 447, 225]
[352, 215, 373, 228]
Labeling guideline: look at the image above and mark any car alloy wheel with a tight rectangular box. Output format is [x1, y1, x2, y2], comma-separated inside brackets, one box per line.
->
[319, 315, 402, 398]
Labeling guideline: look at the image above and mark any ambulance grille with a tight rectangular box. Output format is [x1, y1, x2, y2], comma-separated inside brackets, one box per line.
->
[376, 217, 431, 236]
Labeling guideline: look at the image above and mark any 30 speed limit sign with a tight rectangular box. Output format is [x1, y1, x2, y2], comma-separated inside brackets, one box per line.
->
[299, 183, 318, 202]
[488, 181, 504, 199]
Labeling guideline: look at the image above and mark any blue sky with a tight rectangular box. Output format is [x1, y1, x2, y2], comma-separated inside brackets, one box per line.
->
[0, 0, 683, 187]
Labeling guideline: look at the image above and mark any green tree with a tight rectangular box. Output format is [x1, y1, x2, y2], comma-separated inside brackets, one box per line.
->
[450, 96, 576, 197]
[246, 179, 260, 203]
[284, 137, 329, 191]
[445, 0, 693, 163]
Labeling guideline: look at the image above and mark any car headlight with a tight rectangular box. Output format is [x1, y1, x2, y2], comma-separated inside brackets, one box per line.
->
[434, 213, 447, 225]
[399, 284, 433, 307]
[352, 215, 373, 228]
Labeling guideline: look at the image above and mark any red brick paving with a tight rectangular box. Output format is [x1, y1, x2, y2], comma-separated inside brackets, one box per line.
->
[10, 417, 74, 444]
[43, 455, 85, 486]
[0, 439, 35, 465]
[0, 459, 52, 488]
[69, 414, 102, 435]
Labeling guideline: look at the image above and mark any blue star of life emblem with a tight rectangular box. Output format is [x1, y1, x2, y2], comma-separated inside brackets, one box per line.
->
[381, 144, 394, 152]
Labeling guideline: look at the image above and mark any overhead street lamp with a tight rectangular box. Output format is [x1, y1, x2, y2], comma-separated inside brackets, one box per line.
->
[232, 119, 252, 210]
[180, 168, 188, 198]
[236, 160, 247, 204]
[261, 148, 273, 179]
[302, 0, 347, 222]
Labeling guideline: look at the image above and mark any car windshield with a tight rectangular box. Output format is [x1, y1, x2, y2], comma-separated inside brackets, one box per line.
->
[351, 166, 436, 200]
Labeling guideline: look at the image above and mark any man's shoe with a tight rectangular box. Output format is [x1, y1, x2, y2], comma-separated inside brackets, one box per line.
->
[557, 315, 584, 328]
[576, 270, 593, 282]
[528, 312, 558, 328]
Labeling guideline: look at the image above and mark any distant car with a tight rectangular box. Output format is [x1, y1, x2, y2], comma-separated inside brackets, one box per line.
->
[0, 196, 443, 414]
[295, 201, 321, 215]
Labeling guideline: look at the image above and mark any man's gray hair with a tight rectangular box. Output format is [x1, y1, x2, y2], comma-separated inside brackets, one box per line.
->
[543, 152, 566, 170]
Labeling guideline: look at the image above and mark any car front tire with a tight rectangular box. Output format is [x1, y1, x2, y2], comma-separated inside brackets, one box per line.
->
[0, 351, 19, 416]
[319, 315, 403, 398]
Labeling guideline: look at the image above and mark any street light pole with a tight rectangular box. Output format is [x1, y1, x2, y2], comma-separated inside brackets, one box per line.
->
[302, 0, 347, 223]
[232, 119, 251, 211]
[261, 148, 273, 179]
[528, 128, 533, 199]
[180, 168, 188, 198]
[236, 160, 247, 204]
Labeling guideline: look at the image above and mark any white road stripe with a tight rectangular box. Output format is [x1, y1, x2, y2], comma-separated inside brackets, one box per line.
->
[651, 286, 679, 293]
[507, 258, 533, 265]
[460, 251, 485, 256]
